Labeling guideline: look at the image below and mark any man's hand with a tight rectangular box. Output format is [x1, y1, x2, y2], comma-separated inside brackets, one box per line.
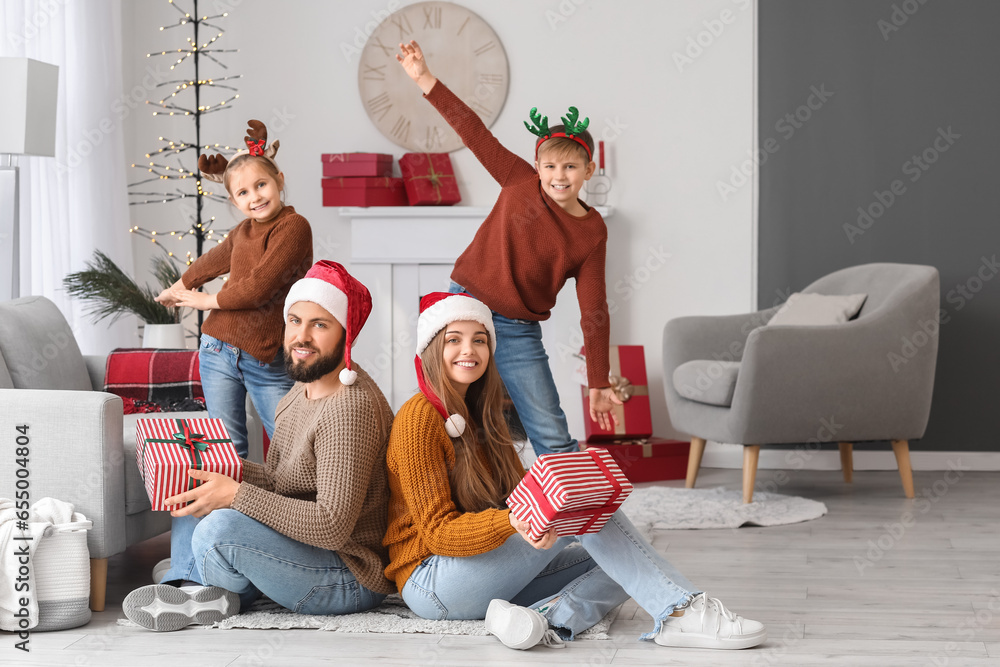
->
[396, 40, 437, 94]
[510, 514, 558, 550]
[166, 470, 240, 518]
[589, 387, 623, 432]
[170, 289, 217, 311]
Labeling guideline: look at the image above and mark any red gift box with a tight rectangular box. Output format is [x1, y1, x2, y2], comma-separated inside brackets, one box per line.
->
[584, 438, 690, 483]
[507, 449, 633, 540]
[136, 417, 243, 511]
[321, 177, 409, 207]
[398, 153, 461, 206]
[582, 345, 652, 441]
[321, 153, 393, 178]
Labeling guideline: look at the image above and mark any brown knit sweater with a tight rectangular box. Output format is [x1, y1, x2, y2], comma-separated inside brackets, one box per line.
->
[181, 205, 312, 363]
[230, 365, 396, 595]
[426, 81, 611, 387]
[383, 393, 525, 591]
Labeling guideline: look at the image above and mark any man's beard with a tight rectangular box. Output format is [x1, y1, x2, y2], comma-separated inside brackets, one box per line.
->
[283, 337, 346, 384]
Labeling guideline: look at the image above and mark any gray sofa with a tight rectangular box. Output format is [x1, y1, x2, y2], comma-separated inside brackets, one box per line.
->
[0, 296, 259, 611]
[663, 263, 940, 503]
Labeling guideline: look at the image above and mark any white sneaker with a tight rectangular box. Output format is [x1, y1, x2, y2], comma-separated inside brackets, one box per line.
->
[123, 584, 240, 632]
[654, 593, 766, 650]
[484, 599, 565, 650]
[151, 558, 171, 584]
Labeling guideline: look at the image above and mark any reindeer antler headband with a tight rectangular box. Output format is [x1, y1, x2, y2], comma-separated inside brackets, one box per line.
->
[524, 106, 592, 160]
[198, 119, 281, 184]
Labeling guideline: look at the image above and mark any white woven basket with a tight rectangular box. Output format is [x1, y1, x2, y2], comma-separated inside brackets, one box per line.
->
[32, 519, 92, 631]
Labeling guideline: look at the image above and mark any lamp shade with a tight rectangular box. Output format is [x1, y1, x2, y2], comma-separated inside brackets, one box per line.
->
[0, 57, 58, 156]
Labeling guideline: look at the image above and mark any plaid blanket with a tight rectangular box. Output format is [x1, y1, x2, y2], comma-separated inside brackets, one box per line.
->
[104, 348, 205, 412]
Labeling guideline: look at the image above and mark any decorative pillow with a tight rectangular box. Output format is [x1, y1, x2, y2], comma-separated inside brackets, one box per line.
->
[767, 293, 867, 327]
[104, 348, 205, 411]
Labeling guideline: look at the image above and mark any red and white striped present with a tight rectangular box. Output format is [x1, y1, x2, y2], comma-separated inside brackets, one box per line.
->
[507, 449, 633, 540]
[135, 417, 243, 511]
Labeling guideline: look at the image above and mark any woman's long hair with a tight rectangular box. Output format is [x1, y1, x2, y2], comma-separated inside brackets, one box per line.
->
[419, 329, 525, 513]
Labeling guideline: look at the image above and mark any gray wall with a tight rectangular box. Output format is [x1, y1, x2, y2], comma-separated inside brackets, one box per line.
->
[758, 0, 1000, 452]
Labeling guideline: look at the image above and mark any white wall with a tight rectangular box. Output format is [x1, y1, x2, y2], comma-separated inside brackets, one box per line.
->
[122, 0, 756, 442]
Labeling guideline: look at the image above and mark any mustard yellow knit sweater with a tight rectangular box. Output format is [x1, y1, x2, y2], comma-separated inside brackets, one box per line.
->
[383, 393, 523, 591]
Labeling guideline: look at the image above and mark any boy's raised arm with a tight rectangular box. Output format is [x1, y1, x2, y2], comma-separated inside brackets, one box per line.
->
[396, 40, 533, 187]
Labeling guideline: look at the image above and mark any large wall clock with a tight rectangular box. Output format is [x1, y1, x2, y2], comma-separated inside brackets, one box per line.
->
[358, 1, 510, 153]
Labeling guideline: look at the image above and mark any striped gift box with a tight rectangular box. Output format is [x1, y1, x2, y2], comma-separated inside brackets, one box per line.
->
[507, 449, 633, 540]
[135, 417, 243, 511]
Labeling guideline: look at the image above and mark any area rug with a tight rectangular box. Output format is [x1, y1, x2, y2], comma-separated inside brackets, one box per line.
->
[118, 486, 823, 634]
[619, 485, 828, 530]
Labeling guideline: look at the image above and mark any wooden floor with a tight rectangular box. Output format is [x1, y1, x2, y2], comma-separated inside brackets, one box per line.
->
[4, 467, 1000, 666]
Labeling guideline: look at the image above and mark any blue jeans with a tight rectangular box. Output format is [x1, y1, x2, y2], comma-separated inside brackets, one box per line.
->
[160, 333, 294, 584]
[449, 282, 575, 456]
[191, 509, 386, 614]
[402, 510, 699, 640]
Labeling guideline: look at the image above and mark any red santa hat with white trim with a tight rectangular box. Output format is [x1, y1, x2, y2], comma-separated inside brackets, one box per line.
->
[415, 292, 496, 438]
[283, 260, 372, 386]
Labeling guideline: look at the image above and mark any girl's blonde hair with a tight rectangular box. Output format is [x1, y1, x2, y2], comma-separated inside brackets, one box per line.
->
[419, 329, 524, 513]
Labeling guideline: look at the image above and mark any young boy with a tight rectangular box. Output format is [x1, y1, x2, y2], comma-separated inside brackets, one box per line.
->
[396, 40, 622, 457]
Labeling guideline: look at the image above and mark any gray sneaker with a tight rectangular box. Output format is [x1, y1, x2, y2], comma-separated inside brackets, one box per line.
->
[151, 558, 171, 584]
[123, 584, 240, 632]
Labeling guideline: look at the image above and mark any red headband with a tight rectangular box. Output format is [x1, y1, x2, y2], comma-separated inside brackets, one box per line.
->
[535, 132, 593, 161]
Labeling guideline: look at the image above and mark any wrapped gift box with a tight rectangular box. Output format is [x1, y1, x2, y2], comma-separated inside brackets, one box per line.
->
[581, 345, 652, 441]
[507, 449, 633, 540]
[322, 153, 393, 178]
[321, 177, 408, 207]
[584, 438, 690, 483]
[136, 417, 243, 511]
[398, 152, 461, 206]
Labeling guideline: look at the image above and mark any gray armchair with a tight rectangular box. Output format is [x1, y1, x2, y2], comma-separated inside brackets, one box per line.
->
[0, 296, 262, 610]
[662, 263, 940, 503]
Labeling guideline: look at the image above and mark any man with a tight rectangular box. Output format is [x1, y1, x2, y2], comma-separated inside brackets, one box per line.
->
[124, 261, 395, 631]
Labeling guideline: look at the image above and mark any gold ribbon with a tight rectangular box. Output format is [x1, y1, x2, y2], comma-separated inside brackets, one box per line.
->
[607, 349, 649, 435]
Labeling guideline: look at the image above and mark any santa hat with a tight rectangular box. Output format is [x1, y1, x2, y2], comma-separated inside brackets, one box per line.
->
[283, 260, 372, 386]
[415, 292, 496, 438]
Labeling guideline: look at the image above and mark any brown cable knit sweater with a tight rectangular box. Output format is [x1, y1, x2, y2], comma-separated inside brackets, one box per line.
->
[383, 393, 525, 591]
[230, 365, 396, 595]
[181, 205, 312, 363]
[425, 81, 611, 388]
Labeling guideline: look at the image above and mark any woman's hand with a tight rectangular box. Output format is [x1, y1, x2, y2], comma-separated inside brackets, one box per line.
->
[510, 514, 558, 550]
[589, 387, 623, 432]
[166, 470, 240, 518]
[396, 40, 437, 94]
[170, 289, 218, 311]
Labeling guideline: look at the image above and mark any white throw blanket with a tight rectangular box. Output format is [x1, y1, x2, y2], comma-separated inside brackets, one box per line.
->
[0, 497, 87, 631]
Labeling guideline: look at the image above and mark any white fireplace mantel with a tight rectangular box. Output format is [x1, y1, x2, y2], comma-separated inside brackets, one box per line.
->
[343, 205, 613, 410]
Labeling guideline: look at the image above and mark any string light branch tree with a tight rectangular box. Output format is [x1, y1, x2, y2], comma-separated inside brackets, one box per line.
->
[128, 0, 242, 331]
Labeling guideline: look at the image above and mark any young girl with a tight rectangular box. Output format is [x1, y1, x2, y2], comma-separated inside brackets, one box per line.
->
[384, 292, 766, 651]
[396, 41, 622, 458]
[152, 119, 312, 585]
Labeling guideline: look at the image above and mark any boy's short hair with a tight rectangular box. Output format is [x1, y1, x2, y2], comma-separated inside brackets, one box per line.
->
[536, 123, 595, 163]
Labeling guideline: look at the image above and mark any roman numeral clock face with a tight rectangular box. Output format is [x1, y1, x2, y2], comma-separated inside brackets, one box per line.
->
[358, 1, 510, 152]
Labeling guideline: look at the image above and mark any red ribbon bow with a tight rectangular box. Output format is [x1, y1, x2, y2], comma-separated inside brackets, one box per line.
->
[245, 138, 265, 156]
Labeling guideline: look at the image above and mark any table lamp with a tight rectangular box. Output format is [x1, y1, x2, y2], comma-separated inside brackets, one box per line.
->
[0, 57, 59, 301]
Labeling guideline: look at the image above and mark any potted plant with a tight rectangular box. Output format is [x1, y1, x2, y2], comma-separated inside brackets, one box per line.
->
[63, 251, 187, 348]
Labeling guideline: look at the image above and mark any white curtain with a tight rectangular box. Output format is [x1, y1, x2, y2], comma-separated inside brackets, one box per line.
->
[1, 0, 136, 354]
